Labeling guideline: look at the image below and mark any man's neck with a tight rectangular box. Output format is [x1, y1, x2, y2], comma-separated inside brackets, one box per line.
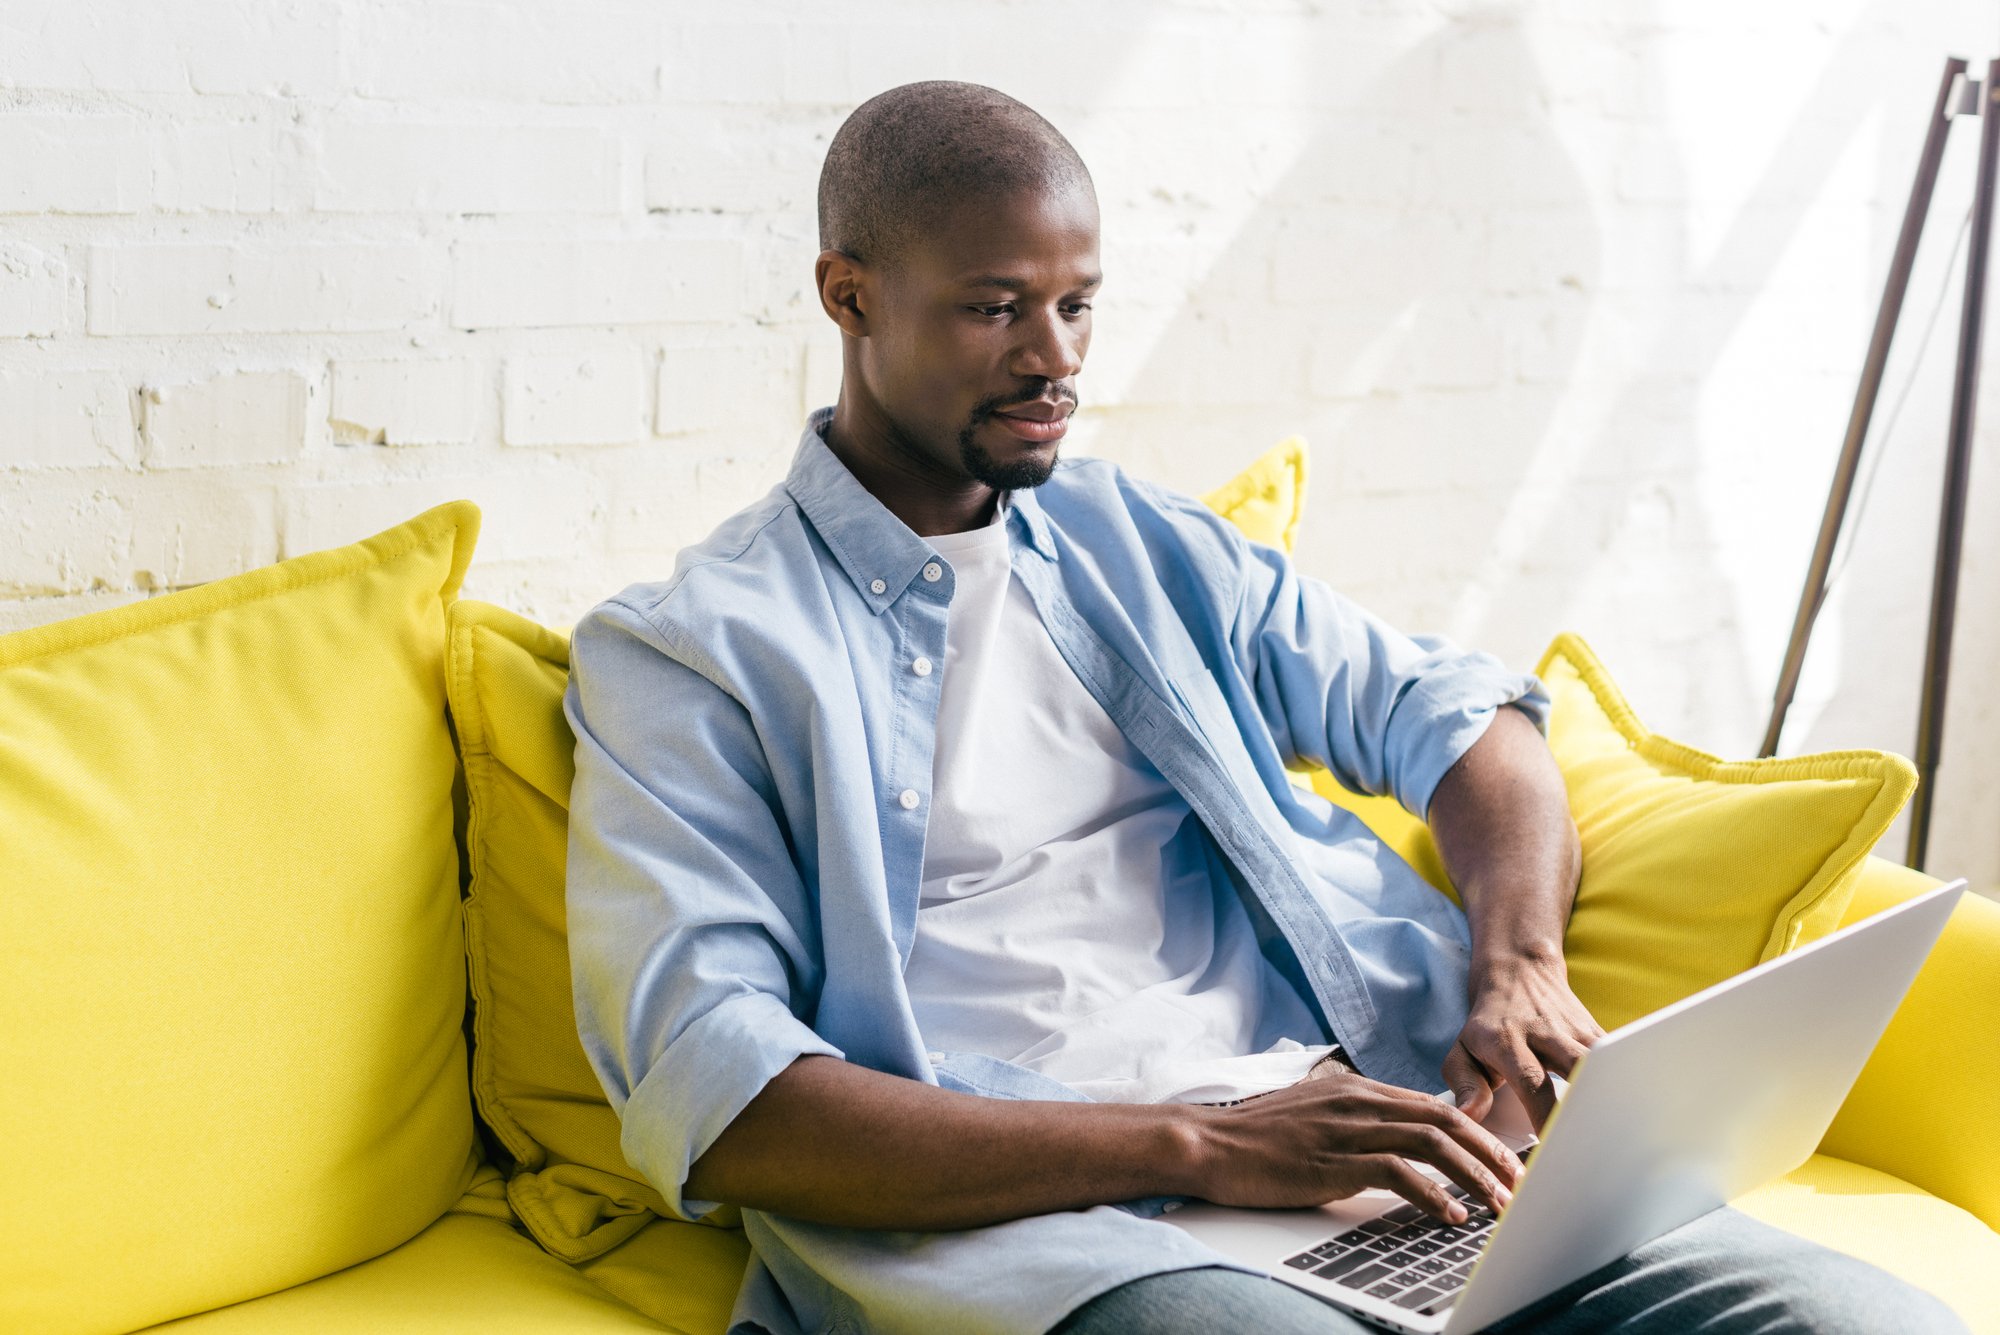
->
[823, 399, 1000, 538]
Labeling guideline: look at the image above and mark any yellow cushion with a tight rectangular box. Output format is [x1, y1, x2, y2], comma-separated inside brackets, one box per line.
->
[1313, 632, 1919, 1029]
[442, 442, 1319, 1263]
[135, 1208, 678, 1333]
[1199, 435, 1307, 551]
[1735, 1154, 2000, 1334]
[0, 503, 484, 1335]
[1821, 860, 2000, 1233]
[574, 1216, 754, 1335]
[447, 599, 678, 1263]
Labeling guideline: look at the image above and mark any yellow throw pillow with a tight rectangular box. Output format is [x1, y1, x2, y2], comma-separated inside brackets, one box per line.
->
[0, 502, 484, 1335]
[448, 599, 678, 1264]
[1200, 435, 1307, 551]
[445, 440, 1318, 1263]
[1312, 632, 1918, 1030]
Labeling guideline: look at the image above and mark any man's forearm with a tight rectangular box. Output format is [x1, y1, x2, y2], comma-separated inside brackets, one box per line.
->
[684, 1053, 1202, 1231]
[1425, 703, 1581, 970]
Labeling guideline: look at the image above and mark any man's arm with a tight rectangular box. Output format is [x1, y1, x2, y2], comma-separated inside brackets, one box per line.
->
[686, 1052, 1522, 1232]
[1425, 705, 1604, 1128]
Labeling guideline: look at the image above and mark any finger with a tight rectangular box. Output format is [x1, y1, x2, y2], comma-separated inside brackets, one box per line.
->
[1473, 1024, 1555, 1128]
[1370, 1091, 1524, 1189]
[1365, 1154, 1471, 1225]
[1373, 1122, 1514, 1215]
[1525, 1026, 1593, 1082]
[1440, 1041, 1497, 1124]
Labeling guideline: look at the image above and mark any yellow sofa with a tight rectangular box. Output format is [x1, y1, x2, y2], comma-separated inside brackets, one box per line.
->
[3, 444, 1995, 1335]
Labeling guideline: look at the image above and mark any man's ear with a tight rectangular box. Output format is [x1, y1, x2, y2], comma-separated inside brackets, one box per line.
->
[815, 248, 870, 338]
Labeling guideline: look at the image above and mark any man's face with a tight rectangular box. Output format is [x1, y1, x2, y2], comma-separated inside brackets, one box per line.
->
[856, 182, 1101, 489]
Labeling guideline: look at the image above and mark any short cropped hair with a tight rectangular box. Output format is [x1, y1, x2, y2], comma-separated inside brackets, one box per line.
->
[817, 80, 1094, 269]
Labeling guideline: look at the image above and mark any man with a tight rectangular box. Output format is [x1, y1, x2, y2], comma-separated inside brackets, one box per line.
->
[563, 81, 1964, 1335]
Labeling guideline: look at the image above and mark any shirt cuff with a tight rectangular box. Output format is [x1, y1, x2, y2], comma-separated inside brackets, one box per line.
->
[617, 989, 845, 1222]
[1386, 657, 1553, 824]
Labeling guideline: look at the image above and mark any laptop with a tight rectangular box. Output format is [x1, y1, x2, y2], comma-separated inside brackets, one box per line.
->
[1161, 878, 1969, 1333]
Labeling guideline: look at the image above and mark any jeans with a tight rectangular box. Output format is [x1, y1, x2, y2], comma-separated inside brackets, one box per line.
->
[1049, 1205, 1968, 1334]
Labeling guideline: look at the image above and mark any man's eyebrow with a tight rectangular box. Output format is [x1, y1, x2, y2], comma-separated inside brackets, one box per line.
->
[960, 273, 1104, 290]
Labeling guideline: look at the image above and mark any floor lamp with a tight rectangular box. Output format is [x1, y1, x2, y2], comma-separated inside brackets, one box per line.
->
[1761, 56, 1997, 872]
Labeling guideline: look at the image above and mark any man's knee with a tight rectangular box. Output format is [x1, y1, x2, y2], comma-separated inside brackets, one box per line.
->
[1049, 1265, 1371, 1335]
[1616, 1207, 1968, 1335]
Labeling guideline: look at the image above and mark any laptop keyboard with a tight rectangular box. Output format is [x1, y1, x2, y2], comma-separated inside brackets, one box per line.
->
[1280, 1184, 1497, 1316]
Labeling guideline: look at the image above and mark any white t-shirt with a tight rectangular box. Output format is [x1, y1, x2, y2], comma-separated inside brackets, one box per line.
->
[902, 498, 1338, 1105]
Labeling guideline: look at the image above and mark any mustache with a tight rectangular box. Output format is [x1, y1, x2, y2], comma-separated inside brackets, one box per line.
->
[975, 384, 1079, 418]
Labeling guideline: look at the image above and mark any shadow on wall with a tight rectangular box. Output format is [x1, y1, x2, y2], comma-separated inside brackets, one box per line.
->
[1112, 0, 1977, 847]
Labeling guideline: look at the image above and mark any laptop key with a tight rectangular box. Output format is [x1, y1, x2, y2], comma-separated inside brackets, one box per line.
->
[1310, 1251, 1378, 1282]
[1396, 1284, 1447, 1311]
[1414, 1257, 1450, 1277]
[1441, 1245, 1478, 1264]
[1283, 1252, 1321, 1270]
[1338, 1263, 1394, 1288]
[1365, 1281, 1404, 1300]
[1405, 1238, 1444, 1256]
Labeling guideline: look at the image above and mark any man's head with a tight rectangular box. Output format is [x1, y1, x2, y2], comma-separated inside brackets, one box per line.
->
[815, 81, 1099, 493]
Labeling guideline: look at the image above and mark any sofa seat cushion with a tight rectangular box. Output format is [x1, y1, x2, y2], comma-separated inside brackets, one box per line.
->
[0, 502, 485, 1335]
[1736, 1154, 1999, 1333]
[135, 1210, 680, 1334]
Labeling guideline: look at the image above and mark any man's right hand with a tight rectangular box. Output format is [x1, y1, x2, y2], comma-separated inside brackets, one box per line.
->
[1173, 1067, 1522, 1223]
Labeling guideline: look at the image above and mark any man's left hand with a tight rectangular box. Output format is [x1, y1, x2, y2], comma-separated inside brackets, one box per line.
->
[1442, 951, 1605, 1131]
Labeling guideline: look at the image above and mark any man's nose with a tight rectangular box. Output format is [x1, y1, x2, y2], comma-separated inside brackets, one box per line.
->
[1011, 309, 1084, 381]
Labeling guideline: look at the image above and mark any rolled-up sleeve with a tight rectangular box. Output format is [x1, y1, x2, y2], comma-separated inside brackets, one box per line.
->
[1235, 544, 1549, 822]
[563, 597, 843, 1223]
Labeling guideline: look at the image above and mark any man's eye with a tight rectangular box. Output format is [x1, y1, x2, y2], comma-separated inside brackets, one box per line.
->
[971, 305, 1011, 318]
[1064, 303, 1093, 316]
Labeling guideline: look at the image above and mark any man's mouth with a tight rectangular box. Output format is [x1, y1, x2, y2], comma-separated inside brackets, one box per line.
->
[990, 398, 1074, 443]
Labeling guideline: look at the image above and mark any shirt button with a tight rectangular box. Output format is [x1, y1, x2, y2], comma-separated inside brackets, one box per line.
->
[869, 578, 886, 595]
[921, 562, 942, 582]
[927, 1051, 946, 1063]
[897, 788, 920, 810]
[912, 656, 933, 677]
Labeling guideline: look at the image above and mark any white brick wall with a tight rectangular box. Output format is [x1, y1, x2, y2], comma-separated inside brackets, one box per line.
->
[2, 0, 1996, 887]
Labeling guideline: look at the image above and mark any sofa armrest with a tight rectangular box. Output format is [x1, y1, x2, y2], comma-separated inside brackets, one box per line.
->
[1817, 856, 2000, 1232]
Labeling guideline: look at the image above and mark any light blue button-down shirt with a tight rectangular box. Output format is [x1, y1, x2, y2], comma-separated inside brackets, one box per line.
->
[563, 406, 1551, 1335]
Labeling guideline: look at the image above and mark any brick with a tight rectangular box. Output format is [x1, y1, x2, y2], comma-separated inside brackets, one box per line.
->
[88, 243, 440, 335]
[0, 369, 136, 468]
[1269, 207, 1484, 308]
[0, 2, 338, 96]
[316, 123, 621, 215]
[502, 347, 645, 447]
[1306, 304, 1506, 397]
[661, 21, 788, 104]
[655, 336, 802, 436]
[151, 118, 305, 214]
[141, 370, 309, 469]
[0, 115, 148, 214]
[803, 330, 843, 412]
[0, 477, 128, 597]
[129, 480, 279, 590]
[0, 590, 152, 637]
[452, 237, 743, 329]
[347, 2, 660, 104]
[643, 107, 839, 215]
[281, 469, 601, 564]
[329, 358, 478, 447]
[0, 242, 69, 337]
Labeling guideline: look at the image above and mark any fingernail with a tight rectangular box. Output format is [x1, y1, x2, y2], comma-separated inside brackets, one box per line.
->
[1450, 1201, 1469, 1223]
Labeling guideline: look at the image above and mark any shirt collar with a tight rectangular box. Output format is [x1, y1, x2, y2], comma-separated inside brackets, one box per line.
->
[785, 407, 1058, 614]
